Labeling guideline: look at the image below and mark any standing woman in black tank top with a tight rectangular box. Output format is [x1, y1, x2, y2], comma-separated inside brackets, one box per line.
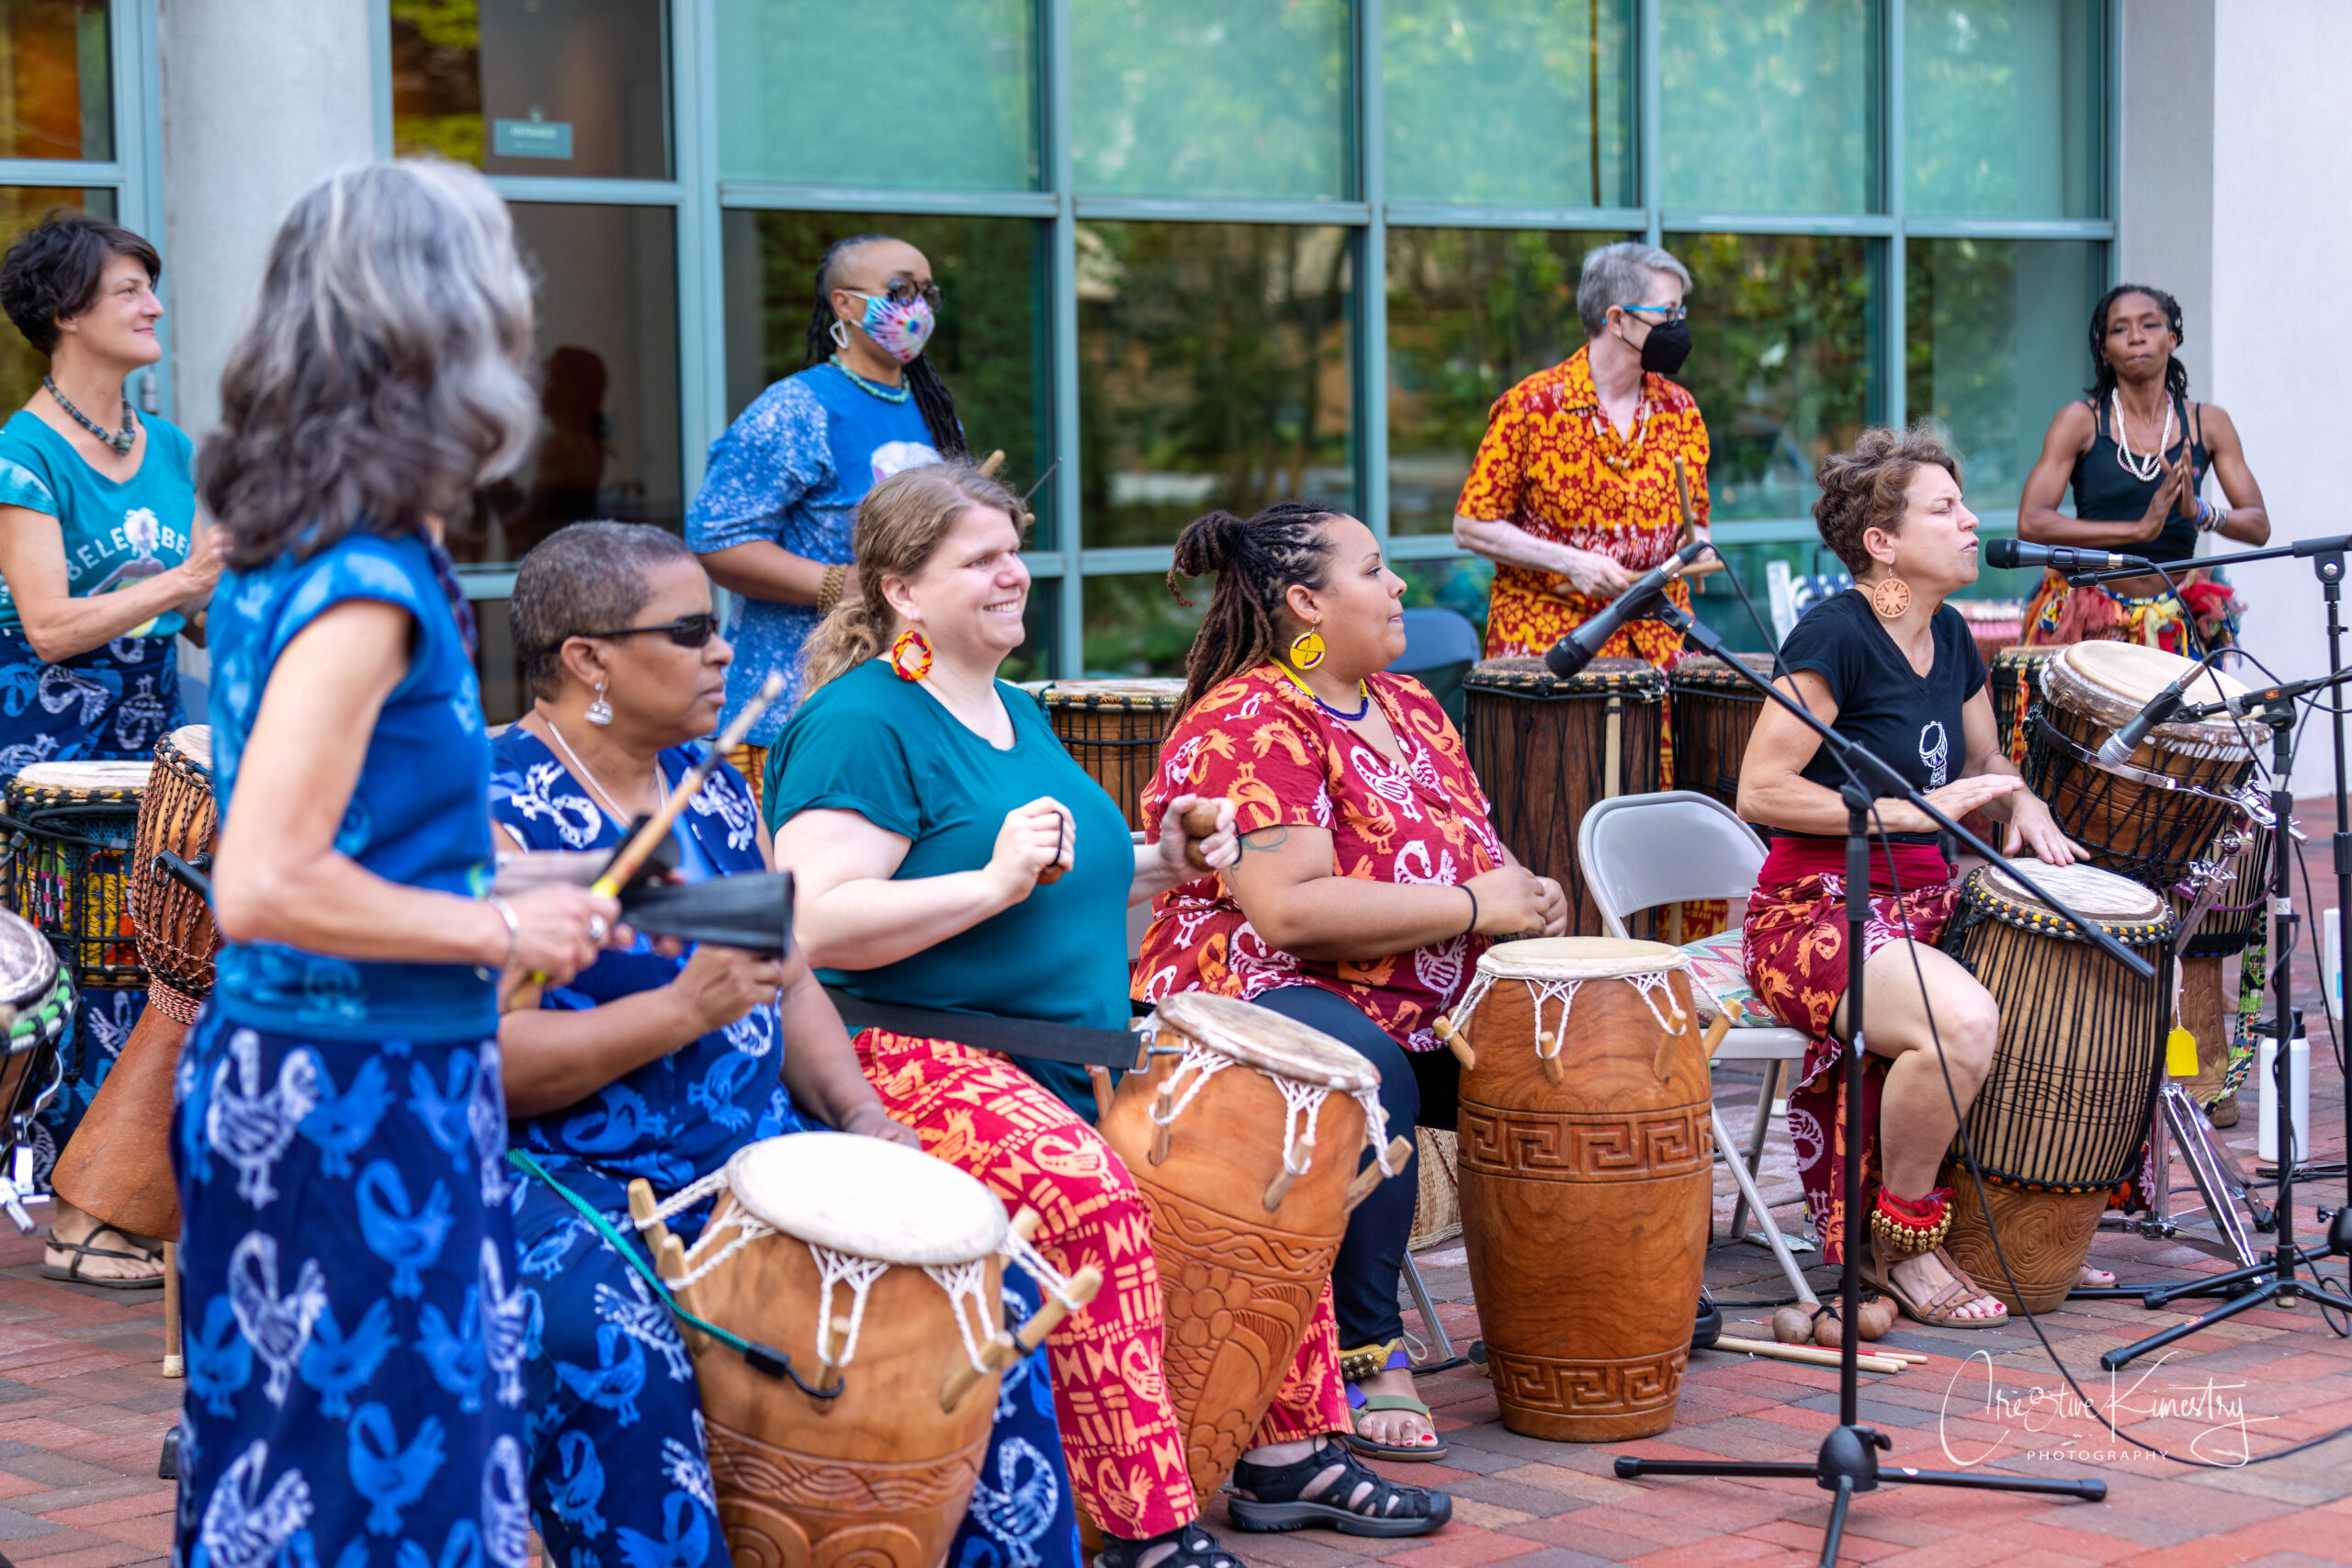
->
[2017, 285, 2269, 653]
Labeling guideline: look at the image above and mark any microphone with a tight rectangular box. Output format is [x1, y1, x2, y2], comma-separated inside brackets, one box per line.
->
[2097, 651, 2222, 765]
[1544, 539, 1713, 679]
[1984, 538, 2154, 574]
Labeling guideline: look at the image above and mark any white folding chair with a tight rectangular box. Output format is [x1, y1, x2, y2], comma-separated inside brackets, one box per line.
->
[1577, 791, 1816, 1293]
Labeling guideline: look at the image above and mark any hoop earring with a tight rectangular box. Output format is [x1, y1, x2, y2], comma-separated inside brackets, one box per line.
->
[889, 629, 933, 682]
[1870, 577, 1912, 620]
[830, 319, 851, 350]
[1289, 628, 1328, 670]
[586, 681, 613, 726]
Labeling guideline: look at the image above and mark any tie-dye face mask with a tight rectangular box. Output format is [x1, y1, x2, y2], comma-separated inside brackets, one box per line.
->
[852, 290, 936, 363]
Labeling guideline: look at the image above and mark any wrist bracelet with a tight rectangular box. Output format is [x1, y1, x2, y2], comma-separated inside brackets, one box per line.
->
[486, 895, 521, 973]
[817, 562, 848, 614]
[1462, 886, 1479, 938]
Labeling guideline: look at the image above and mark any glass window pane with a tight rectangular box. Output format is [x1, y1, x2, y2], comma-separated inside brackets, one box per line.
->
[1397, 556, 1494, 651]
[0, 2, 108, 161]
[719, 211, 1055, 547]
[0, 187, 115, 414]
[1072, 0, 1348, 201]
[1906, 237, 2104, 513]
[716, 0, 1037, 191]
[1078, 221, 1353, 548]
[454, 204, 682, 567]
[390, 0, 671, 180]
[1659, 0, 1877, 215]
[1384, 1, 1634, 209]
[1081, 570, 1204, 678]
[1666, 231, 1874, 521]
[1385, 228, 1633, 537]
[1906, 1, 2102, 219]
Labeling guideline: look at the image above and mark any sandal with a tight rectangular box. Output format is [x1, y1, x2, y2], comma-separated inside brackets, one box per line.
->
[1094, 1523, 1241, 1568]
[2078, 1263, 2116, 1289]
[1865, 1240, 2007, 1329]
[1229, 1437, 1452, 1538]
[1340, 1338, 1448, 1462]
[42, 1224, 165, 1291]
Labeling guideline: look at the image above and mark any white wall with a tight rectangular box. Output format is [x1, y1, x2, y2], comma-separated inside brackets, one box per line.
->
[156, 0, 377, 442]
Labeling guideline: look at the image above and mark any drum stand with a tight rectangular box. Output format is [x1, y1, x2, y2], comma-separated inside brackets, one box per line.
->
[1616, 602, 2114, 1566]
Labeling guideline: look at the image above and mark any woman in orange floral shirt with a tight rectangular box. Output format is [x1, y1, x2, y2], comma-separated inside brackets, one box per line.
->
[1137, 501, 1566, 1463]
[1453, 242, 1710, 670]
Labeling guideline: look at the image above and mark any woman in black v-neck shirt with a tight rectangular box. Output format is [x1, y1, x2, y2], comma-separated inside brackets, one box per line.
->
[1735, 429, 2080, 1332]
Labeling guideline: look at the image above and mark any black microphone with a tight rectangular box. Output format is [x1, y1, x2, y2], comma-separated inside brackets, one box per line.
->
[1984, 538, 2154, 574]
[1544, 539, 1713, 679]
[2096, 652, 2222, 766]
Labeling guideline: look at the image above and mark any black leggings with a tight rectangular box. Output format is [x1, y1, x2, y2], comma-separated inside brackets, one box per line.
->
[1250, 986, 1459, 1352]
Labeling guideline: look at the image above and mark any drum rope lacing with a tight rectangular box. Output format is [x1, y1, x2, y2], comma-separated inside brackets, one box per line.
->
[1143, 1021, 1399, 1176]
[1442, 966, 1687, 1060]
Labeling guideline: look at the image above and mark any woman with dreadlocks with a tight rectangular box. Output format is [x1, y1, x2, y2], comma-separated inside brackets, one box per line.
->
[686, 232, 967, 789]
[1134, 501, 1566, 1463]
[2017, 283, 2269, 654]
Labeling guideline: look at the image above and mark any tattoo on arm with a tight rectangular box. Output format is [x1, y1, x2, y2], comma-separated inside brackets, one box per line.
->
[1238, 826, 1290, 856]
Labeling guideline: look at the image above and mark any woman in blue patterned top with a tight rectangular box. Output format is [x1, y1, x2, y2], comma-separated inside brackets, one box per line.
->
[686, 232, 967, 772]
[491, 520, 1080, 1568]
[175, 162, 616, 1568]
[0, 212, 222, 1282]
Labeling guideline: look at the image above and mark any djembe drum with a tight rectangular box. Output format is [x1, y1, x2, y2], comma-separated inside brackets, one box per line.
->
[2173, 803, 2271, 1111]
[1668, 652, 1778, 808]
[0, 908, 79, 1183]
[1096, 991, 1405, 1497]
[51, 727, 219, 1241]
[2026, 641, 2257, 887]
[633, 1133, 1093, 1568]
[1439, 938, 1711, 1441]
[1464, 658, 1665, 934]
[3, 760, 152, 988]
[1937, 860, 2177, 1314]
[1988, 646, 2059, 764]
[1031, 679, 1186, 831]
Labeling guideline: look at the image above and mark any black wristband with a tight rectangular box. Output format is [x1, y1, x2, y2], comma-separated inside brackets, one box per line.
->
[1462, 886, 1479, 938]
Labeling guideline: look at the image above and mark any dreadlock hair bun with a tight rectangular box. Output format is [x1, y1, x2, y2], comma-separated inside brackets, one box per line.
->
[1168, 499, 1348, 715]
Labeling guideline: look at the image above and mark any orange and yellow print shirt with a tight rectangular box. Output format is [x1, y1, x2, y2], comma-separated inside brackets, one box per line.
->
[1455, 344, 1712, 670]
[1132, 665, 1504, 1053]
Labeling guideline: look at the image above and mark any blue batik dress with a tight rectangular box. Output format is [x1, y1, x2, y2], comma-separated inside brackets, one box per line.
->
[0, 411, 198, 1170]
[175, 529, 526, 1568]
[492, 728, 1079, 1568]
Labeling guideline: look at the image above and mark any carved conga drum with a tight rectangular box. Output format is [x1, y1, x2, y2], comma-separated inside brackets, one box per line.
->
[1463, 659, 1665, 934]
[1441, 938, 1710, 1441]
[1667, 652, 1778, 808]
[645, 1134, 1038, 1568]
[1097, 992, 1398, 1497]
[1031, 678, 1187, 831]
[1937, 861, 2177, 1314]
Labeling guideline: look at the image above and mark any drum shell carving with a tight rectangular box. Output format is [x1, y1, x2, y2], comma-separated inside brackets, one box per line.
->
[1938, 1168, 2107, 1315]
[686, 1198, 1003, 1568]
[1455, 968, 1712, 1441]
[1096, 1049, 1364, 1498]
[128, 728, 220, 1015]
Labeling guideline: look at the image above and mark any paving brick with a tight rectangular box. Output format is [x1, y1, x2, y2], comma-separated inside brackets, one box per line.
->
[1377, 1526, 1547, 1568]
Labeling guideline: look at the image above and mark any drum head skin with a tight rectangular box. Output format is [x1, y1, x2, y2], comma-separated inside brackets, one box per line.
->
[1466, 657, 1665, 696]
[723, 1133, 1007, 1265]
[0, 908, 57, 1003]
[168, 725, 213, 771]
[10, 760, 152, 794]
[2047, 642, 2252, 751]
[1477, 936, 1690, 980]
[1153, 990, 1380, 1091]
[1983, 858, 2167, 922]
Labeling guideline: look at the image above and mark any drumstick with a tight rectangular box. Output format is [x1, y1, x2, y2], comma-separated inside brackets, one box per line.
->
[1673, 455, 1695, 536]
[502, 672, 786, 1009]
[1711, 1334, 1906, 1374]
[978, 450, 1007, 477]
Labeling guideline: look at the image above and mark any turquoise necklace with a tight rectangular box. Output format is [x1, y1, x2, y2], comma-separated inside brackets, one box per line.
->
[830, 354, 910, 403]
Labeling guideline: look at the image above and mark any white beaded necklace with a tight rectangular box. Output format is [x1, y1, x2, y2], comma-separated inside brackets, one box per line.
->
[2109, 389, 2174, 484]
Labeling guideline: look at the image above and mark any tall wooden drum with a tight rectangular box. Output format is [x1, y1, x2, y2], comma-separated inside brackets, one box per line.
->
[1937, 861, 2177, 1314]
[1987, 646, 2058, 764]
[1463, 659, 1665, 934]
[1667, 652, 1778, 808]
[1029, 679, 1187, 831]
[1096, 992, 1396, 1496]
[1442, 938, 1711, 1441]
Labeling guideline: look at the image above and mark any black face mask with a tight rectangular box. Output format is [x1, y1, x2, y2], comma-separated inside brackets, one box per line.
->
[1638, 316, 1692, 377]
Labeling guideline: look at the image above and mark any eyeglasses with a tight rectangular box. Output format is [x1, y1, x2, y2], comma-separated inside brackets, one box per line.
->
[851, 279, 944, 310]
[1623, 303, 1689, 324]
[581, 613, 719, 649]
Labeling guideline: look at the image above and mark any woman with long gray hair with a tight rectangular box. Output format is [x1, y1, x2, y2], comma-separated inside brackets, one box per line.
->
[175, 160, 616, 1560]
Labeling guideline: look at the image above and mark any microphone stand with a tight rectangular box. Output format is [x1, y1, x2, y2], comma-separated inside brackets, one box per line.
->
[1612, 592, 2138, 1565]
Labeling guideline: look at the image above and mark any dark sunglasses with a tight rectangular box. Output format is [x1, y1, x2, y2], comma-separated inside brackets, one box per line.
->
[581, 613, 719, 648]
[863, 278, 943, 310]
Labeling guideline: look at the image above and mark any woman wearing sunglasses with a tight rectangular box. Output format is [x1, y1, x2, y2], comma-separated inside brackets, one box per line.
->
[687, 233, 967, 795]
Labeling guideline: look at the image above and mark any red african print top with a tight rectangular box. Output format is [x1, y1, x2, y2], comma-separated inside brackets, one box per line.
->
[1133, 664, 1505, 1052]
[1456, 344, 1712, 670]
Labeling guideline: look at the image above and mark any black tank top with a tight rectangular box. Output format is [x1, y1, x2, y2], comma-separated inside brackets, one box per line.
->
[2068, 392, 2207, 569]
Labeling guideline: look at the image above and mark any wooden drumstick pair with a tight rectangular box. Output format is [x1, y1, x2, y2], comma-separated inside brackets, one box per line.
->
[1035, 799, 1222, 887]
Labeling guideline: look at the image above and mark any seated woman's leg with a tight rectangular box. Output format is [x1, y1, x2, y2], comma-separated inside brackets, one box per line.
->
[1848, 939, 2006, 1324]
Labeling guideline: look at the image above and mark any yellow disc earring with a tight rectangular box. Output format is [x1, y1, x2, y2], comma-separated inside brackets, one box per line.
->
[1289, 628, 1328, 670]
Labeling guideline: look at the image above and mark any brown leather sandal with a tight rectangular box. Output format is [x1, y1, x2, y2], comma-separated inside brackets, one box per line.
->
[1865, 1238, 2006, 1328]
[41, 1224, 165, 1290]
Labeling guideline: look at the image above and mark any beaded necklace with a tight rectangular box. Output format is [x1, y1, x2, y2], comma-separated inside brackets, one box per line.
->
[1588, 393, 1653, 473]
[2109, 388, 2175, 484]
[1274, 660, 1371, 721]
[830, 354, 910, 404]
[43, 375, 137, 456]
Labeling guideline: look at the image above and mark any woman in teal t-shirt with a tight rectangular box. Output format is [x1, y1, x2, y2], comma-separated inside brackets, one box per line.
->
[0, 212, 220, 1286]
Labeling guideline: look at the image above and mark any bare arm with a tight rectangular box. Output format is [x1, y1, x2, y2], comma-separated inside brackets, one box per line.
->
[0, 505, 221, 662]
[1220, 822, 1555, 961]
[773, 965, 914, 1144]
[2196, 404, 2271, 547]
[1129, 792, 1239, 905]
[2017, 402, 2202, 552]
[212, 598, 611, 980]
[1734, 671, 2024, 840]
[1453, 513, 1634, 597]
[1955, 686, 2081, 863]
[695, 540, 846, 608]
[778, 799, 1069, 972]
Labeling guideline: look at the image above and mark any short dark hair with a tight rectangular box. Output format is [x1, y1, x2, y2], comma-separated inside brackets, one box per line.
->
[510, 522, 699, 699]
[0, 211, 162, 355]
[1813, 427, 1963, 576]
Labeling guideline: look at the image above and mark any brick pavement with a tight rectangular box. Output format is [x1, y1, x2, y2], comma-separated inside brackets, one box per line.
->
[0, 804, 2346, 1567]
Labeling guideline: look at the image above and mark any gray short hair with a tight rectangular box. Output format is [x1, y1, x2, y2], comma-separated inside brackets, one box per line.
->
[1577, 242, 1692, 338]
[199, 159, 538, 570]
[511, 522, 698, 699]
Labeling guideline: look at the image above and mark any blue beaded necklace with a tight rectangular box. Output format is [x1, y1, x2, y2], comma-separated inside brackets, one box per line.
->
[1275, 660, 1372, 721]
[830, 354, 910, 403]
